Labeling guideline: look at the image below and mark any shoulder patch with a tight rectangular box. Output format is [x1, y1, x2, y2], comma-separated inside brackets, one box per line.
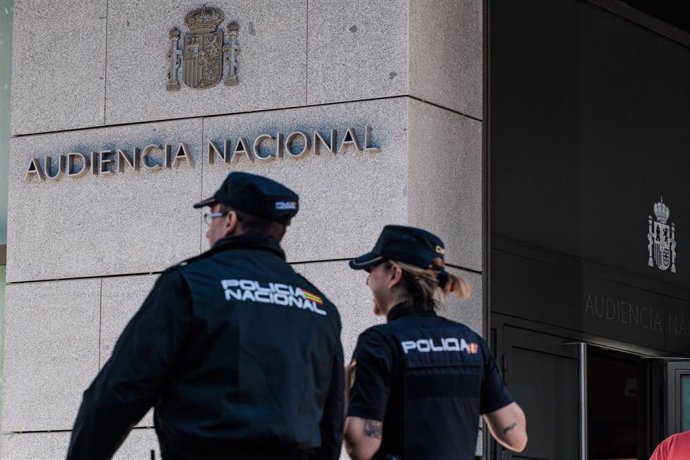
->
[294, 273, 329, 304]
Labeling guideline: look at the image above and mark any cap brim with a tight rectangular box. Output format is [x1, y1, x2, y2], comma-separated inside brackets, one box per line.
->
[192, 197, 217, 209]
[349, 253, 383, 270]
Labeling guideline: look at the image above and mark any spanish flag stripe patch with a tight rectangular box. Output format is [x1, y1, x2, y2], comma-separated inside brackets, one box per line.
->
[303, 291, 323, 304]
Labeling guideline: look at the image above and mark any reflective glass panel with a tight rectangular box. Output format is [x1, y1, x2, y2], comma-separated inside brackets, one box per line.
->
[682, 375, 690, 431]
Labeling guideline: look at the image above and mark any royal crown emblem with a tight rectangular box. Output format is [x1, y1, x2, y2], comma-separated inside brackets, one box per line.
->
[647, 197, 677, 273]
[166, 6, 240, 90]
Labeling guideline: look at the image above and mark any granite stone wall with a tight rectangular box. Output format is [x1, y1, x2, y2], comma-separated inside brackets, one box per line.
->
[4, 0, 483, 457]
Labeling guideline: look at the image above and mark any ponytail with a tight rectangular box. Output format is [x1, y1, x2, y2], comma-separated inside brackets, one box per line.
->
[387, 258, 472, 312]
[437, 268, 472, 300]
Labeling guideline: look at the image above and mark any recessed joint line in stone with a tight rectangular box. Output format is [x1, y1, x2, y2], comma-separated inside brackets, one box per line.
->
[407, 95, 483, 123]
[445, 263, 482, 275]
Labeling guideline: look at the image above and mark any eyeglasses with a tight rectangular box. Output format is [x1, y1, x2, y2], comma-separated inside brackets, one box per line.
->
[203, 211, 229, 226]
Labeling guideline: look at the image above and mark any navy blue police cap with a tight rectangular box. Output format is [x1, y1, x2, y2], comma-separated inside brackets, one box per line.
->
[193, 172, 299, 224]
[349, 225, 446, 270]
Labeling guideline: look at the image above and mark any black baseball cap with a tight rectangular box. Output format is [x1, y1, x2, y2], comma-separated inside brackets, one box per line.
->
[349, 225, 446, 270]
[193, 172, 299, 224]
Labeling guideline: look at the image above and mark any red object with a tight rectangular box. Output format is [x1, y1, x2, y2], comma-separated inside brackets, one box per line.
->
[651, 431, 690, 460]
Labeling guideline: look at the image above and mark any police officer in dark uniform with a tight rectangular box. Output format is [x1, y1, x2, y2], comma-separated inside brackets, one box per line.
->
[67, 172, 344, 460]
[343, 225, 527, 460]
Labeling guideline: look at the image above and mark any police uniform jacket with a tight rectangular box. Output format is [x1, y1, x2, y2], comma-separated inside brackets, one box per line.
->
[347, 303, 513, 460]
[67, 234, 344, 460]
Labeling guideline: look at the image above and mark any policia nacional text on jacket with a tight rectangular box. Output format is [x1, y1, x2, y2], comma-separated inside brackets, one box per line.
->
[66, 172, 344, 460]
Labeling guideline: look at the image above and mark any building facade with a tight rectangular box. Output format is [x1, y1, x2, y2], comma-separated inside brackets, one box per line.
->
[488, 2, 690, 459]
[2, 0, 689, 459]
[2, 1, 484, 458]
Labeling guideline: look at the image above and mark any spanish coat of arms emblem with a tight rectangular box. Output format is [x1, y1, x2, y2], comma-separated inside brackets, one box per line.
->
[166, 6, 240, 90]
[647, 197, 677, 273]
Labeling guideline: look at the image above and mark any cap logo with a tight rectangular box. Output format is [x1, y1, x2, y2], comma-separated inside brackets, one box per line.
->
[275, 201, 298, 211]
[435, 245, 446, 255]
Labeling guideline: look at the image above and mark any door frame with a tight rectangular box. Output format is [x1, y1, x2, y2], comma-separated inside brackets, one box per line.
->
[493, 323, 582, 460]
[490, 313, 677, 459]
[666, 361, 690, 436]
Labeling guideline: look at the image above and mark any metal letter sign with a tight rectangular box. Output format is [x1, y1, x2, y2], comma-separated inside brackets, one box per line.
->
[23, 126, 382, 183]
[648, 197, 677, 273]
[167, 6, 240, 90]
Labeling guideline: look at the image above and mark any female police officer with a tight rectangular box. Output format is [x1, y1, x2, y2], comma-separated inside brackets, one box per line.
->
[344, 225, 527, 460]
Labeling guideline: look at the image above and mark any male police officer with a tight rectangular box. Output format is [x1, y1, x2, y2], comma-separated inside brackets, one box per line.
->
[67, 172, 344, 460]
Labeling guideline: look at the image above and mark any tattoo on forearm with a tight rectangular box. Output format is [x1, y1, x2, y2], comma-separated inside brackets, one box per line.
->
[502, 422, 517, 434]
[364, 420, 383, 438]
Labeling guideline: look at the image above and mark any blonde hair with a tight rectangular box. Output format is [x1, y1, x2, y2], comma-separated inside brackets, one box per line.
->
[385, 258, 471, 312]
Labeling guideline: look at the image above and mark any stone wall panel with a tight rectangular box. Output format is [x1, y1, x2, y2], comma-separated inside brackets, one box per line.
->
[10, 0, 106, 135]
[307, 0, 408, 104]
[7, 119, 203, 282]
[105, 0, 307, 125]
[2, 279, 100, 431]
[407, 99, 482, 271]
[409, 0, 483, 118]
